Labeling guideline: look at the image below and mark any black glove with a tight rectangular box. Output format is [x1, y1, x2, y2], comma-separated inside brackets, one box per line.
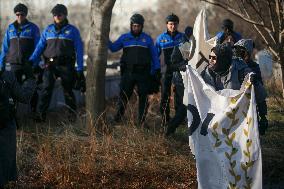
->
[148, 69, 161, 94]
[259, 116, 268, 135]
[178, 61, 187, 72]
[74, 71, 86, 93]
[23, 62, 35, 79]
[154, 69, 161, 82]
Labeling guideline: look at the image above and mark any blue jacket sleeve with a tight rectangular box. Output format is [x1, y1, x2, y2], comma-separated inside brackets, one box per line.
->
[73, 27, 84, 72]
[29, 28, 47, 66]
[32, 24, 41, 64]
[0, 28, 10, 70]
[108, 35, 124, 52]
[148, 36, 160, 75]
[155, 36, 162, 57]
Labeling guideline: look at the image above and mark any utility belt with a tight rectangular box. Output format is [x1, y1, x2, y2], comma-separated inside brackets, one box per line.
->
[44, 56, 75, 67]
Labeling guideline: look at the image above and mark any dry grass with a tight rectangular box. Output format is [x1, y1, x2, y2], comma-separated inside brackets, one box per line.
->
[6, 94, 197, 189]
[3, 83, 284, 188]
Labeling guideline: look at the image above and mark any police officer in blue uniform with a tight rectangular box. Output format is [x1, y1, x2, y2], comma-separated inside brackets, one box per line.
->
[109, 14, 160, 125]
[216, 19, 242, 45]
[0, 3, 40, 112]
[29, 4, 84, 122]
[156, 14, 184, 125]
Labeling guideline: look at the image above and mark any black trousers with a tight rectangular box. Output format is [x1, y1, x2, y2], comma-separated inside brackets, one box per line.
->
[116, 72, 149, 124]
[0, 120, 17, 187]
[170, 84, 187, 128]
[160, 72, 173, 123]
[38, 64, 76, 115]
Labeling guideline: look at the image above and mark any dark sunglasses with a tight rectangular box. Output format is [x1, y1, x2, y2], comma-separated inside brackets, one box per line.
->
[16, 13, 25, 17]
[209, 55, 217, 60]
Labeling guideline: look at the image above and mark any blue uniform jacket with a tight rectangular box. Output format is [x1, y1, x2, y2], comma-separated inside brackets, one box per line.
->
[155, 31, 184, 65]
[29, 23, 84, 71]
[216, 31, 242, 44]
[109, 32, 160, 75]
[0, 21, 40, 70]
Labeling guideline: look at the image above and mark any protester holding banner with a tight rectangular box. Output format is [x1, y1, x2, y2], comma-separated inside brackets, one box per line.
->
[156, 14, 184, 125]
[201, 42, 267, 134]
[166, 26, 193, 136]
[234, 39, 268, 135]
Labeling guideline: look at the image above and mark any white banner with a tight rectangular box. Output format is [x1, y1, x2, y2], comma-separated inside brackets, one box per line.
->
[184, 66, 262, 189]
[183, 9, 262, 189]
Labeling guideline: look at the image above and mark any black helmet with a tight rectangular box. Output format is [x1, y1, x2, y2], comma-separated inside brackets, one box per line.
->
[130, 13, 144, 25]
[222, 19, 234, 31]
[51, 4, 68, 16]
[14, 3, 28, 15]
[165, 13, 179, 23]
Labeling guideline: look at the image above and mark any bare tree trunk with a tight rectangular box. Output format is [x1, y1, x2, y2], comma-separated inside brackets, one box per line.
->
[280, 58, 284, 97]
[86, 0, 116, 128]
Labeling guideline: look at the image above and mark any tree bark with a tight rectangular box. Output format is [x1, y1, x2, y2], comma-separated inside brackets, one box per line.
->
[86, 0, 116, 128]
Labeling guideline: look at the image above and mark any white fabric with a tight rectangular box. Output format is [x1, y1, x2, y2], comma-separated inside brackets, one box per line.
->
[184, 66, 262, 189]
[183, 9, 262, 189]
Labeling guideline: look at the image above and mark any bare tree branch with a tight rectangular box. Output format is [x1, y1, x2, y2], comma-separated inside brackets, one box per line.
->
[267, 0, 276, 33]
[245, 0, 263, 21]
[275, 0, 282, 31]
[202, 0, 266, 27]
[102, 0, 116, 11]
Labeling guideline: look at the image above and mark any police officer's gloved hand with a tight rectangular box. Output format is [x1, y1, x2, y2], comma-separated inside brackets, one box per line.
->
[178, 59, 188, 71]
[75, 71, 86, 93]
[154, 69, 161, 82]
[23, 62, 35, 79]
[28, 60, 42, 75]
[259, 116, 268, 135]
[0, 66, 4, 75]
[150, 69, 161, 94]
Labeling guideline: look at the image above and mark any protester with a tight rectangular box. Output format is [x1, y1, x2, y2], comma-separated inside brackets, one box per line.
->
[0, 3, 40, 113]
[108, 13, 160, 126]
[166, 26, 193, 136]
[0, 70, 36, 187]
[216, 19, 242, 45]
[234, 39, 268, 135]
[156, 13, 184, 125]
[29, 4, 84, 122]
[201, 42, 267, 135]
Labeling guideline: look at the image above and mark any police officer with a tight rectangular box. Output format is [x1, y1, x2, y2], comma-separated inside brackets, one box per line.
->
[166, 26, 193, 136]
[216, 19, 242, 45]
[109, 13, 160, 125]
[0, 3, 40, 112]
[0, 70, 36, 187]
[156, 14, 184, 125]
[29, 4, 84, 122]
